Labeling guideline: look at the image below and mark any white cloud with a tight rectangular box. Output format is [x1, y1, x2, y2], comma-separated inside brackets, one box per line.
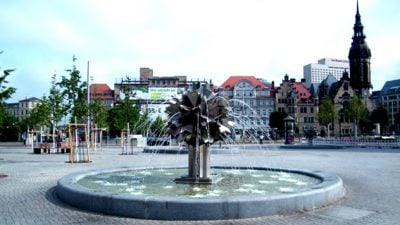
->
[1, 0, 400, 101]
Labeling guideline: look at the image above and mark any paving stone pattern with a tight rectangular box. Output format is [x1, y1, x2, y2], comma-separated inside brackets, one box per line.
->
[1, 144, 400, 225]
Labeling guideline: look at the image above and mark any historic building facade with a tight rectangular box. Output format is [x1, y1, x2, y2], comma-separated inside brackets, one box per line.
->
[218, 76, 275, 140]
[6, 97, 40, 122]
[89, 83, 114, 108]
[275, 75, 319, 137]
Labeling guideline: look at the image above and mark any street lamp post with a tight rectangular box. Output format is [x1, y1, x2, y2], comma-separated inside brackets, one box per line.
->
[391, 99, 395, 137]
[339, 111, 343, 140]
[86, 61, 91, 148]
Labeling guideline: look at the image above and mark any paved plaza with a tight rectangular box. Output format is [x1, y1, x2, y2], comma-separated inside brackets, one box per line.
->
[1, 143, 400, 225]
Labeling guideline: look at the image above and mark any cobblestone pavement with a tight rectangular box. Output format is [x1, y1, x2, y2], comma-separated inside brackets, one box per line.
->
[1, 143, 400, 225]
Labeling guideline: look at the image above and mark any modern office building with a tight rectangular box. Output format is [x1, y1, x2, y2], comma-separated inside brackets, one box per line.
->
[380, 79, 400, 135]
[303, 58, 349, 88]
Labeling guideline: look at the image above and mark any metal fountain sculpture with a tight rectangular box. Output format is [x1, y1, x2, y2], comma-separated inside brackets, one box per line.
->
[166, 82, 232, 184]
[56, 81, 344, 220]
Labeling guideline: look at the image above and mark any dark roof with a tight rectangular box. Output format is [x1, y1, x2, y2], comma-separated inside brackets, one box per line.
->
[309, 83, 319, 96]
[19, 97, 40, 102]
[321, 74, 338, 87]
[381, 79, 400, 96]
[328, 82, 339, 97]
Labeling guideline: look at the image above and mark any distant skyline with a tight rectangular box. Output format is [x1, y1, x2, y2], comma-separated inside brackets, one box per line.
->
[1, 0, 400, 102]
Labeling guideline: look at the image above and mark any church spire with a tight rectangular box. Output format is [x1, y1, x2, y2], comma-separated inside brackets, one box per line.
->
[348, 0, 372, 96]
[353, 0, 365, 42]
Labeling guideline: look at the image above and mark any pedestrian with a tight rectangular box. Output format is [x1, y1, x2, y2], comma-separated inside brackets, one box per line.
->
[21, 131, 27, 145]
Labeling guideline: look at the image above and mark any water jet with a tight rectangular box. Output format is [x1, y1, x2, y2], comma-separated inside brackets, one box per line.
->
[57, 82, 344, 220]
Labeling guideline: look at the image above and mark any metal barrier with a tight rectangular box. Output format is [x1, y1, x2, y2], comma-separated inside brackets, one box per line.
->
[313, 138, 400, 148]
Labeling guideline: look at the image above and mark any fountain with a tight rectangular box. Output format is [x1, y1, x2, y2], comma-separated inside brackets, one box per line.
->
[56, 82, 344, 220]
[165, 82, 232, 184]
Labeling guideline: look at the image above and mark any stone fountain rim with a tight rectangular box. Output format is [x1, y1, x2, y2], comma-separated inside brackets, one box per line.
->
[56, 166, 344, 220]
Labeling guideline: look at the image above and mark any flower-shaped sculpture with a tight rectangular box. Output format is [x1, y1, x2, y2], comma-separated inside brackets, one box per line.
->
[166, 83, 232, 147]
[166, 82, 233, 184]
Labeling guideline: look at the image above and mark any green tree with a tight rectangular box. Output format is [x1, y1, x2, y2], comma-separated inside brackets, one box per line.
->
[107, 96, 140, 137]
[370, 105, 389, 135]
[57, 58, 87, 123]
[150, 116, 166, 136]
[134, 111, 151, 135]
[48, 74, 67, 126]
[29, 97, 52, 129]
[344, 95, 368, 138]
[90, 99, 107, 128]
[0, 107, 19, 141]
[0, 52, 17, 128]
[318, 97, 336, 137]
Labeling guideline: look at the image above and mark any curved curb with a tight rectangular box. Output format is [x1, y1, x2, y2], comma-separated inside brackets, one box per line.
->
[56, 167, 344, 220]
[280, 144, 345, 149]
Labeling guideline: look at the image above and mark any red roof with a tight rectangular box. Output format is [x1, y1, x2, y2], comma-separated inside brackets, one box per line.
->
[293, 82, 311, 100]
[90, 83, 112, 93]
[90, 83, 113, 100]
[220, 76, 267, 89]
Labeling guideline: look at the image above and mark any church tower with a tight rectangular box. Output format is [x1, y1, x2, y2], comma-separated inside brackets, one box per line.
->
[348, 0, 372, 97]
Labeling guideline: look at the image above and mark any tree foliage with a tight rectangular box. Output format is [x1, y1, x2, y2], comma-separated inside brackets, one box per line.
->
[344, 95, 368, 137]
[29, 97, 52, 128]
[150, 116, 167, 136]
[106, 97, 140, 136]
[90, 99, 107, 128]
[0, 106, 19, 141]
[318, 97, 336, 126]
[370, 105, 389, 133]
[57, 60, 87, 123]
[0, 52, 17, 128]
[269, 111, 286, 131]
[48, 74, 67, 125]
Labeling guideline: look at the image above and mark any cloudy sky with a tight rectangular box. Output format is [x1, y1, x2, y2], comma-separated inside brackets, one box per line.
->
[1, 0, 400, 102]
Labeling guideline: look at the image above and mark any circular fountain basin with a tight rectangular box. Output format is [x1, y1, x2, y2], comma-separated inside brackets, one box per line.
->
[56, 167, 344, 220]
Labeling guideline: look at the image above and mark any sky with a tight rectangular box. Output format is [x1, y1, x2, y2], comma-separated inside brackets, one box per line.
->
[1, 0, 400, 102]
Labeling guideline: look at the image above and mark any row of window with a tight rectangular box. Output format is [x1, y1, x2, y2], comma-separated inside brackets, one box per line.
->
[231, 100, 274, 107]
[277, 106, 315, 114]
[300, 106, 315, 113]
[234, 118, 269, 126]
[9, 109, 29, 116]
[92, 93, 113, 97]
[149, 80, 178, 86]
[304, 117, 314, 123]
[233, 107, 273, 116]
[278, 98, 296, 104]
